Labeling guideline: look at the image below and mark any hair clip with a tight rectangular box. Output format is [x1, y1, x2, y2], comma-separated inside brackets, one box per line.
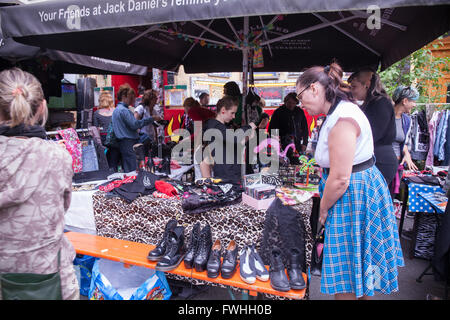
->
[12, 87, 23, 97]
[323, 65, 330, 74]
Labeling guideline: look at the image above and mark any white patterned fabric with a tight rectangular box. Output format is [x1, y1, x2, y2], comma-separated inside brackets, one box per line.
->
[0, 136, 78, 300]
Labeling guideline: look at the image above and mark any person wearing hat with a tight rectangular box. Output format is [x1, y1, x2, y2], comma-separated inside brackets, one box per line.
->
[390, 85, 419, 196]
[268, 92, 309, 164]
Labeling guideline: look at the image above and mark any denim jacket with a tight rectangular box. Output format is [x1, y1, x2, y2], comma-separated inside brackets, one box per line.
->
[112, 102, 153, 140]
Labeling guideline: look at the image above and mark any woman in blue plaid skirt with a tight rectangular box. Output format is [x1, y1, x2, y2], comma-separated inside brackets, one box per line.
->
[296, 63, 404, 300]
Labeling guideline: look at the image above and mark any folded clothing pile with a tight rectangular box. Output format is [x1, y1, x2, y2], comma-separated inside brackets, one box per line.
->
[181, 181, 243, 214]
[106, 171, 159, 203]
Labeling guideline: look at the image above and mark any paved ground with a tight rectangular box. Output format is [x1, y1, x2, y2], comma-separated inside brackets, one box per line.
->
[81, 216, 448, 300]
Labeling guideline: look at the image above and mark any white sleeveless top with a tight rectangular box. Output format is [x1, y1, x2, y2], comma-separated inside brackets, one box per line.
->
[315, 99, 374, 168]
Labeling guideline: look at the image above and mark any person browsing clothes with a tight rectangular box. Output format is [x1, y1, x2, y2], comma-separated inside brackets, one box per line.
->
[112, 83, 156, 173]
[349, 68, 397, 186]
[296, 62, 404, 300]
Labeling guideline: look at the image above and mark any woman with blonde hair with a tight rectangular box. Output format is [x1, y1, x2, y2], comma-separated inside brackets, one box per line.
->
[93, 91, 120, 171]
[0, 68, 79, 300]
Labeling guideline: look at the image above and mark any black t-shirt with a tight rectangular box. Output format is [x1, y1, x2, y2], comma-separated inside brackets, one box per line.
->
[203, 119, 251, 183]
[268, 105, 309, 150]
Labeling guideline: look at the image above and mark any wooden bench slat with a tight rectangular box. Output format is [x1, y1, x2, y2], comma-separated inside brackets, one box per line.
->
[66, 231, 306, 299]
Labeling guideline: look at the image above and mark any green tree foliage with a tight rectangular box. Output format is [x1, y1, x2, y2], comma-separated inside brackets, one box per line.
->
[379, 39, 450, 103]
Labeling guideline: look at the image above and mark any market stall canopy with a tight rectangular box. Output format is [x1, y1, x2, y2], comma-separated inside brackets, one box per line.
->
[1, 0, 449, 72]
[0, 29, 149, 75]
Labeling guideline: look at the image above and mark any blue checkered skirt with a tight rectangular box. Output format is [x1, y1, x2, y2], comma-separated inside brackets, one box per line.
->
[318, 165, 404, 297]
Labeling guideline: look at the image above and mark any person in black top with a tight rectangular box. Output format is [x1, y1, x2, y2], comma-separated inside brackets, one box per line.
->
[268, 92, 309, 164]
[350, 67, 397, 185]
[93, 91, 121, 171]
[200, 96, 256, 183]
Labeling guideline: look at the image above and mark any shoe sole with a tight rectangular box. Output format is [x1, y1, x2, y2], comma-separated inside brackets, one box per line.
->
[221, 268, 237, 279]
[290, 284, 306, 290]
[270, 281, 290, 292]
[194, 262, 207, 272]
[155, 254, 185, 272]
[183, 260, 194, 269]
[147, 255, 163, 262]
[240, 273, 256, 284]
[256, 274, 269, 282]
[207, 270, 220, 278]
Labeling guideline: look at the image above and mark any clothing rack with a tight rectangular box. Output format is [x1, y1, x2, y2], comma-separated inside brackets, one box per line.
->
[46, 127, 103, 136]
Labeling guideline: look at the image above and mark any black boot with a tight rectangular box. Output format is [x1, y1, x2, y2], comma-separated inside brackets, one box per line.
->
[221, 240, 238, 279]
[287, 248, 306, 290]
[184, 222, 201, 269]
[194, 223, 212, 272]
[269, 247, 290, 292]
[156, 226, 186, 271]
[206, 239, 222, 278]
[147, 219, 177, 261]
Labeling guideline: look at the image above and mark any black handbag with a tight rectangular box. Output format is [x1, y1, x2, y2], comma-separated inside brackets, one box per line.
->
[0, 250, 62, 300]
[310, 225, 325, 276]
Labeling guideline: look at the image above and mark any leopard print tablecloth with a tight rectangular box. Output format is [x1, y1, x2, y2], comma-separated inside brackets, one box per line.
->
[92, 192, 313, 300]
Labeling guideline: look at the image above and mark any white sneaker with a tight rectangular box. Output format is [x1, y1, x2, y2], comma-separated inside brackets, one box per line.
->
[250, 245, 269, 282]
[239, 245, 256, 284]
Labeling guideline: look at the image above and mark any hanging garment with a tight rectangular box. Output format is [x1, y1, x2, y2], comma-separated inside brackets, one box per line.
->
[259, 198, 306, 270]
[410, 111, 429, 161]
[57, 128, 83, 173]
[437, 111, 449, 161]
[444, 114, 450, 166]
[433, 110, 446, 158]
[81, 139, 99, 172]
[426, 111, 441, 167]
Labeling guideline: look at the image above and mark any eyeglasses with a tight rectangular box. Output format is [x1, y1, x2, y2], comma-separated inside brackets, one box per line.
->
[296, 84, 311, 102]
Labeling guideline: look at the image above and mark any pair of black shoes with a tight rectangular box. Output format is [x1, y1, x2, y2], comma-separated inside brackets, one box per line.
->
[184, 222, 213, 272]
[206, 239, 239, 279]
[269, 247, 306, 292]
[147, 219, 186, 271]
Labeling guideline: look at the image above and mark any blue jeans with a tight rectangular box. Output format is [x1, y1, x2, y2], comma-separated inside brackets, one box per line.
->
[118, 138, 139, 172]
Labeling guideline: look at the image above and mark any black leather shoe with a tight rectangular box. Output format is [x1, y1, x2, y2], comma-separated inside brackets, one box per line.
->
[156, 226, 186, 271]
[269, 247, 290, 292]
[147, 219, 177, 261]
[207, 239, 222, 278]
[221, 240, 238, 279]
[287, 248, 306, 290]
[184, 222, 201, 269]
[194, 223, 212, 272]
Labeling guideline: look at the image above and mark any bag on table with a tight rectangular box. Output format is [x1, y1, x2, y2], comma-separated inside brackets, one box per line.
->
[0, 250, 62, 300]
[88, 259, 171, 300]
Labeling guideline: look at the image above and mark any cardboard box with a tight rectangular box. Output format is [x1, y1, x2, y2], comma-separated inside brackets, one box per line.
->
[242, 193, 275, 211]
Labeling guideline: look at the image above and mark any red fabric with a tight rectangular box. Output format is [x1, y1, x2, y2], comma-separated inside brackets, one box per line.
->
[155, 180, 178, 197]
[99, 175, 136, 192]
[152, 159, 182, 169]
[187, 107, 216, 121]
